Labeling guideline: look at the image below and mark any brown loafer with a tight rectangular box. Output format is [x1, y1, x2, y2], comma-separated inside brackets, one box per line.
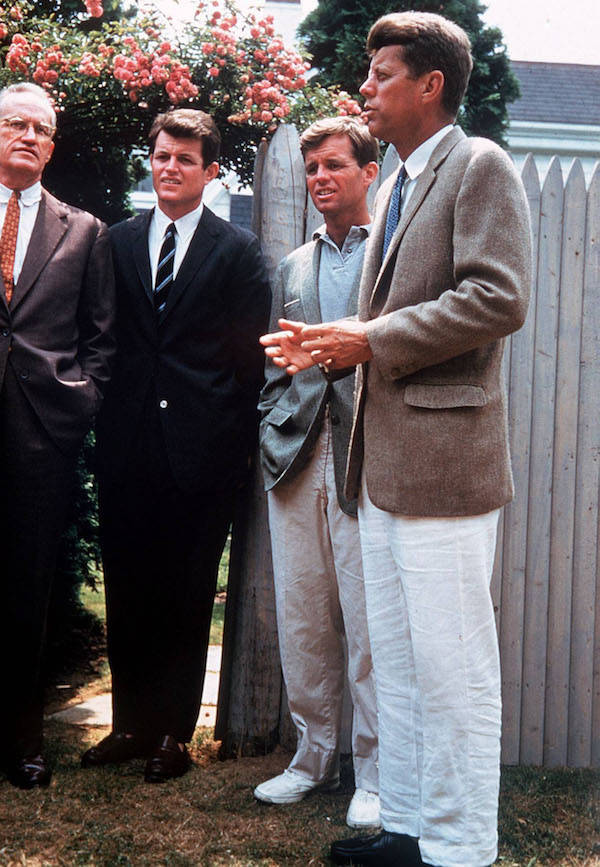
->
[81, 732, 149, 768]
[7, 754, 52, 789]
[144, 735, 191, 783]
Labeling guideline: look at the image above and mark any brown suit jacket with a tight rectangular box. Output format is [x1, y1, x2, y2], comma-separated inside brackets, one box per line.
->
[0, 189, 115, 453]
[345, 127, 531, 516]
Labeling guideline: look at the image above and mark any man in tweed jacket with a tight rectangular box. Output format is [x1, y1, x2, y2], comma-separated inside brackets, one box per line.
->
[262, 12, 531, 867]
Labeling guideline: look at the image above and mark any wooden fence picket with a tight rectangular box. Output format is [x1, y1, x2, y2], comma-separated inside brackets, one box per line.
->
[499, 153, 540, 764]
[544, 160, 587, 766]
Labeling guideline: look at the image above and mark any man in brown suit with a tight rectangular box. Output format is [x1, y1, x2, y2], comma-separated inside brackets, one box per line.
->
[0, 83, 114, 789]
[262, 12, 531, 867]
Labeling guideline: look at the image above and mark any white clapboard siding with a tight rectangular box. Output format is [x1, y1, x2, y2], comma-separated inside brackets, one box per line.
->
[217, 125, 600, 768]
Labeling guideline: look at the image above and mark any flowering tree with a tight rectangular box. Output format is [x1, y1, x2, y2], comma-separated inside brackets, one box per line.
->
[0, 0, 362, 223]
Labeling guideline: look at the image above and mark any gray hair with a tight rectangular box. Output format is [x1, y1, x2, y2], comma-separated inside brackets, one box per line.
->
[0, 82, 57, 128]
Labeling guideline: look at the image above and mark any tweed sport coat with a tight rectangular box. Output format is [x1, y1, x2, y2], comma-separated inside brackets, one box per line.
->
[345, 127, 532, 517]
[0, 190, 115, 453]
[259, 234, 362, 516]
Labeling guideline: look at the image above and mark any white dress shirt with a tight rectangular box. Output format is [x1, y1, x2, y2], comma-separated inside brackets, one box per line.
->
[0, 180, 42, 284]
[148, 201, 204, 286]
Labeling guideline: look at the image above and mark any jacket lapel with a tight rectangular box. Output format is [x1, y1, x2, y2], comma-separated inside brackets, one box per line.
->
[158, 207, 218, 326]
[300, 240, 322, 324]
[368, 126, 465, 316]
[131, 210, 153, 305]
[10, 190, 67, 311]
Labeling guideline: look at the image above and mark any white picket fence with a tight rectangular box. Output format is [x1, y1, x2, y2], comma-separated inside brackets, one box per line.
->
[216, 125, 600, 768]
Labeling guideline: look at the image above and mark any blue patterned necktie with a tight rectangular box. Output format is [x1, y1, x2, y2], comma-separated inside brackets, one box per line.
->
[154, 222, 176, 314]
[382, 166, 408, 260]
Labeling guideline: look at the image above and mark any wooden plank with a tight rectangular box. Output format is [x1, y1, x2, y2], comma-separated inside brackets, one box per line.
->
[251, 139, 268, 238]
[215, 464, 282, 756]
[217, 129, 304, 755]
[260, 124, 306, 278]
[500, 154, 540, 764]
[520, 157, 563, 764]
[543, 160, 586, 765]
[572, 163, 600, 768]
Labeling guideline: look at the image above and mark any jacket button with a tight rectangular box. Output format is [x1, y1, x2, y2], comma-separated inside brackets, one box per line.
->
[20, 370, 29, 380]
[159, 399, 168, 409]
[330, 413, 340, 425]
[1, 328, 9, 337]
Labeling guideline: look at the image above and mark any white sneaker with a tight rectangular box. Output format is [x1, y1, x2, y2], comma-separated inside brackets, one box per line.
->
[346, 788, 381, 829]
[253, 768, 339, 804]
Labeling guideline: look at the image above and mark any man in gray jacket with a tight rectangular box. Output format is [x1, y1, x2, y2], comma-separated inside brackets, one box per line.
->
[255, 117, 380, 829]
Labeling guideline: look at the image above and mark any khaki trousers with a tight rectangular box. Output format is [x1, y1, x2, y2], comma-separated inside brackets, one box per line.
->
[267, 420, 378, 791]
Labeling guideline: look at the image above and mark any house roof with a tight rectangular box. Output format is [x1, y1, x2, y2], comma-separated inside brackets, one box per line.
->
[508, 61, 600, 126]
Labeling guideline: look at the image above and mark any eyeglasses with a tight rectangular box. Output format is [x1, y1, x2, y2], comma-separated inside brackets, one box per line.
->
[0, 116, 55, 140]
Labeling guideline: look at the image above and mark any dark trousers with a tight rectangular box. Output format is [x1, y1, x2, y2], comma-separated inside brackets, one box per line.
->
[0, 368, 75, 758]
[98, 405, 234, 743]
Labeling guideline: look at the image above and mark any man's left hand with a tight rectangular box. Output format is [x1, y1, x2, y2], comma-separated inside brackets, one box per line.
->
[300, 319, 373, 370]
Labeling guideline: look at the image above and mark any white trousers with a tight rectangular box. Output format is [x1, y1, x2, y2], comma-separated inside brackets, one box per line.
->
[267, 421, 378, 791]
[358, 485, 501, 867]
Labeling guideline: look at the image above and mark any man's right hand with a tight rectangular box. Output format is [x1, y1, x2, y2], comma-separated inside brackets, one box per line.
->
[260, 319, 317, 375]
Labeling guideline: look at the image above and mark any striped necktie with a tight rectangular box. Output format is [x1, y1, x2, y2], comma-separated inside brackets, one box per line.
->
[154, 222, 176, 314]
[1, 191, 20, 304]
[382, 166, 407, 261]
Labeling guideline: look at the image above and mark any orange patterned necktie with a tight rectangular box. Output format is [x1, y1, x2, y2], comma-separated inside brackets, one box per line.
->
[0, 191, 20, 304]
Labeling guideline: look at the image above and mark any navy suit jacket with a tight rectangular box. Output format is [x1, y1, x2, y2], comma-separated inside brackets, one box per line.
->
[96, 206, 271, 493]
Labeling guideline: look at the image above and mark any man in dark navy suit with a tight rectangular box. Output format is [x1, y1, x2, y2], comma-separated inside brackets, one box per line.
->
[82, 109, 270, 782]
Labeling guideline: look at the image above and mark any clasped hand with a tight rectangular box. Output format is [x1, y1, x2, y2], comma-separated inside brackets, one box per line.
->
[260, 318, 373, 376]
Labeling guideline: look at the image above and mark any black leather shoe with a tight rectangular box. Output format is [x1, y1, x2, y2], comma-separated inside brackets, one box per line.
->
[81, 732, 149, 767]
[144, 735, 191, 783]
[6, 754, 52, 789]
[330, 830, 422, 866]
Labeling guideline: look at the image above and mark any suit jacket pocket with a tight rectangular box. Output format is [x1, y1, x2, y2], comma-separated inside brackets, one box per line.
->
[264, 404, 294, 427]
[404, 383, 487, 408]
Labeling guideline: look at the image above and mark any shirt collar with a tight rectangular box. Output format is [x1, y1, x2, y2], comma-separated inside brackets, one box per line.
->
[402, 124, 455, 181]
[0, 179, 42, 206]
[153, 201, 204, 243]
[312, 222, 372, 243]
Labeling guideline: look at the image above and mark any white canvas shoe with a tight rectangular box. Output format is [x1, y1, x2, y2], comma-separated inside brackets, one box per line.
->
[346, 788, 381, 829]
[253, 768, 339, 804]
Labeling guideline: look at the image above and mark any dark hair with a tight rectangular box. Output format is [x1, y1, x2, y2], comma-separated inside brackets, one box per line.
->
[300, 116, 379, 166]
[148, 108, 221, 165]
[366, 12, 473, 118]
